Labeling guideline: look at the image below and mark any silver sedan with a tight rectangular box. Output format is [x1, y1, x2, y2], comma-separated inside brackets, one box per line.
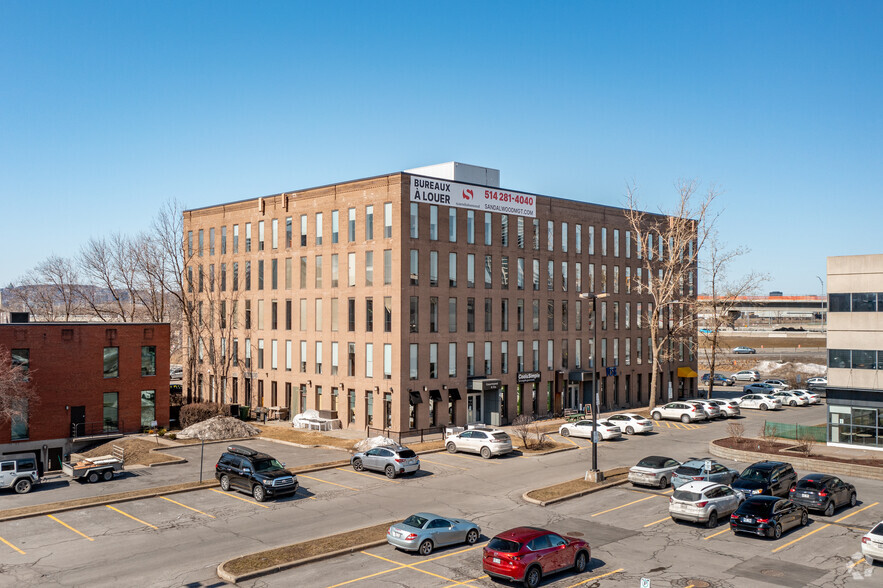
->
[387, 513, 481, 555]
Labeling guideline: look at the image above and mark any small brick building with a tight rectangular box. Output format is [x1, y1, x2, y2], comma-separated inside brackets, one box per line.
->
[0, 322, 170, 471]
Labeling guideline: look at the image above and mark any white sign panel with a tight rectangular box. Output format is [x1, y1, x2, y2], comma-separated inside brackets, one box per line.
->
[410, 175, 537, 218]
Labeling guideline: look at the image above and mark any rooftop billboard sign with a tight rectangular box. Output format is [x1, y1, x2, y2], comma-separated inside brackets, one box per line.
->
[409, 175, 537, 218]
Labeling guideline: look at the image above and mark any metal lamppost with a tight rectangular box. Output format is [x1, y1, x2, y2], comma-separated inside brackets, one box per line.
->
[580, 292, 609, 482]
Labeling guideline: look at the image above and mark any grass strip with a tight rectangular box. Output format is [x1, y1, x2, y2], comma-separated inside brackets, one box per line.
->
[525, 467, 630, 502]
[221, 521, 396, 576]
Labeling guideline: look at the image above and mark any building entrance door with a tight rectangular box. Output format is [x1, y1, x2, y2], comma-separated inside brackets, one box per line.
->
[567, 383, 580, 410]
[467, 393, 482, 424]
[70, 406, 86, 437]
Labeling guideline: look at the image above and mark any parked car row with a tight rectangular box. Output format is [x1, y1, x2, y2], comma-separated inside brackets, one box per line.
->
[650, 399, 741, 423]
[558, 413, 655, 440]
[705, 370, 827, 393]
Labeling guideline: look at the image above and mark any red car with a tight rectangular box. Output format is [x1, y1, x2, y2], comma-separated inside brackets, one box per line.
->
[482, 526, 591, 588]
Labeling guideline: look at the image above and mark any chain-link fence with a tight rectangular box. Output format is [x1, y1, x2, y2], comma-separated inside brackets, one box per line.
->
[764, 421, 827, 442]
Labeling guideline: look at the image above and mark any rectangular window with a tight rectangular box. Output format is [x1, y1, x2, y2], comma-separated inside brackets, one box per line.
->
[348, 207, 356, 242]
[209, 227, 215, 255]
[315, 255, 323, 288]
[430, 251, 438, 287]
[348, 298, 356, 332]
[547, 260, 554, 291]
[561, 300, 568, 331]
[829, 293, 850, 312]
[547, 220, 554, 251]
[517, 258, 526, 290]
[300, 257, 307, 288]
[285, 217, 292, 248]
[257, 260, 264, 290]
[501, 298, 509, 331]
[532, 218, 539, 250]
[484, 341, 492, 374]
[466, 342, 475, 376]
[484, 255, 493, 288]
[410, 296, 419, 333]
[449, 252, 458, 287]
[331, 342, 339, 376]
[300, 340, 307, 372]
[613, 229, 620, 257]
[410, 344, 418, 379]
[532, 340, 539, 370]
[429, 296, 439, 333]
[314, 298, 323, 331]
[852, 293, 877, 312]
[449, 343, 457, 377]
[484, 212, 492, 246]
[517, 298, 525, 331]
[533, 300, 540, 331]
[299, 299, 307, 331]
[467, 297, 475, 332]
[364, 250, 374, 286]
[383, 249, 392, 285]
[429, 205, 438, 240]
[449, 297, 458, 332]
[348, 252, 356, 287]
[449, 208, 457, 242]
[547, 339, 554, 370]
[365, 343, 374, 377]
[501, 341, 509, 374]
[245, 223, 252, 252]
[365, 205, 374, 240]
[561, 222, 568, 252]
[561, 261, 568, 292]
[410, 203, 419, 239]
[103, 392, 118, 431]
[271, 340, 278, 370]
[383, 344, 392, 379]
[316, 212, 323, 245]
[547, 299, 554, 331]
[516, 340, 524, 372]
[315, 341, 323, 373]
[429, 343, 438, 379]
[575, 224, 582, 253]
[139, 390, 156, 429]
[588, 226, 595, 255]
[286, 340, 292, 371]
[347, 342, 356, 377]
[384, 296, 392, 332]
[198, 229, 204, 256]
[10, 399, 28, 440]
[258, 339, 265, 369]
[613, 265, 619, 294]
[258, 220, 265, 251]
[104, 347, 119, 378]
[272, 218, 279, 249]
[300, 214, 308, 246]
[410, 250, 419, 285]
[383, 202, 393, 238]
[484, 297, 493, 332]
[141, 346, 156, 376]
[271, 259, 278, 289]
[331, 209, 339, 243]
[501, 256, 509, 289]
[517, 217, 525, 249]
[466, 211, 475, 244]
[366, 298, 374, 332]
[501, 215, 509, 247]
[625, 230, 631, 258]
[331, 254, 339, 288]
[467, 254, 475, 288]
[330, 298, 338, 331]
[601, 227, 607, 256]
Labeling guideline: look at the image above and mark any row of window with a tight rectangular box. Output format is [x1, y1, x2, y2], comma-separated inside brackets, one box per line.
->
[187, 253, 695, 298]
[197, 295, 685, 335]
[12, 347, 157, 379]
[829, 293, 883, 313]
[195, 335, 693, 381]
[188, 204, 393, 258]
[829, 349, 883, 370]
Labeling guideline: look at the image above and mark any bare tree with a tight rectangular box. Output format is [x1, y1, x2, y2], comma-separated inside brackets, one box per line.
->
[700, 232, 768, 398]
[6, 255, 82, 321]
[512, 414, 534, 449]
[625, 179, 719, 409]
[77, 234, 142, 322]
[0, 346, 37, 425]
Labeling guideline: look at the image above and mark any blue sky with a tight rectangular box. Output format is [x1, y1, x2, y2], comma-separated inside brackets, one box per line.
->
[1, 1, 880, 295]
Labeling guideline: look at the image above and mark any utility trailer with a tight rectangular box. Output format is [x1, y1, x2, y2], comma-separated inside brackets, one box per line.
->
[62, 445, 125, 483]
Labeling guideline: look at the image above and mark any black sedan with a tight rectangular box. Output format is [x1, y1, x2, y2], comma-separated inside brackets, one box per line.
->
[730, 496, 808, 539]
[790, 474, 857, 516]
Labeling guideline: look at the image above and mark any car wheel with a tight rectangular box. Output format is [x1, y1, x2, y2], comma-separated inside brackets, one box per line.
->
[574, 550, 588, 573]
[252, 484, 266, 502]
[385, 465, 397, 479]
[465, 528, 479, 545]
[626, 426, 635, 435]
[773, 523, 782, 539]
[651, 412, 661, 421]
[681, 414, 690, 423]
[352, 458, 364, 471]
[446, 442, 457, 453]
[220, 475, 231, 491]
[659, 477, 669, 489]
[561, 427, 571, 437]
[850, 493, 857, 507]
[418, 539, 433, 556]
[706, 511, 718, 528]
[87, 472, 99, 483]
[13, 478, 32, 494]
[760, 404, 768, 411]
[480, 446, 492, 459]
[523, 565, 542, 588]
[102, 470, 113, 481]
[801, 510, 808, 526]
[824, 501, 835, 517]
[790, 400, 797, 407]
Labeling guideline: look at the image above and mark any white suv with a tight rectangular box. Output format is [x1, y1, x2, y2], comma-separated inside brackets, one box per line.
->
[445, 427, 513, 459]
[651, 402, 709, 424]
[737, 394, 782, 411]
[669, 481, 745, 528]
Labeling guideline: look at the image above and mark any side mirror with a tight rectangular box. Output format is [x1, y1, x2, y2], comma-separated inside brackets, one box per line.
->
[243, 467, 252, 474]
[281, 462, 286, 468]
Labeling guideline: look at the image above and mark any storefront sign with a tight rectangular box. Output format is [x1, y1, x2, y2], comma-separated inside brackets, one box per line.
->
[517, 371, 542, 384]
[410, 175, 537, 218]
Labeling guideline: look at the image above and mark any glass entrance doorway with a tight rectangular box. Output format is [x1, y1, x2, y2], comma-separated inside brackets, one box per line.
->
[567, 382, 580, 410]
[467, 392, 483, 424]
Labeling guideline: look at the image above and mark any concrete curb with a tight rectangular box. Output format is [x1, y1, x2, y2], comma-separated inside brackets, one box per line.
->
[522, 476, 630, 507]
[217, 538, 389, 583]
[708, 440, 883, 481]
[257, 436, 356, 454]
[147, 458, 188, 467]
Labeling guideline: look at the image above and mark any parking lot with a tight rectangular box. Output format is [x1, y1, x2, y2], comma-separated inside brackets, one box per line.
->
[2, 402, 879, 587]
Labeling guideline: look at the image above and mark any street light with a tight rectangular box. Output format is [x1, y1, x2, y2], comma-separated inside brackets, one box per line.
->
[579, 292, 609, 482]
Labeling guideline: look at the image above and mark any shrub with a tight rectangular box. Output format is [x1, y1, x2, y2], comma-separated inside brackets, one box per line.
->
[512, 415, 534, 448]
[760, 421, 779, 452]
[727, 421, 745, 444]
[180, 402, 227, 428]
[167, 433, 177, 440]
[797, 431, 816, 457]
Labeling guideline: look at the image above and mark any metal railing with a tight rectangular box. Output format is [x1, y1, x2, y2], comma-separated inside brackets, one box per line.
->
[72, 420, 126, 439]
[366, 426, 448, 444]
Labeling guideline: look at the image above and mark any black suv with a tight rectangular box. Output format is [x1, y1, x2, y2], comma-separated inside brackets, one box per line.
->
[215, 445, 298, 502]
[732, 461, 797, 498]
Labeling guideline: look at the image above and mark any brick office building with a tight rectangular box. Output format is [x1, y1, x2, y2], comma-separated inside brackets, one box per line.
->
[183, 162, 697, 433]
[0, 321, 170, 470]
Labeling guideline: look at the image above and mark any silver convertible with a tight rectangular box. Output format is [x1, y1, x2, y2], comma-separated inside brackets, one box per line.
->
[387, 513, 481, 555]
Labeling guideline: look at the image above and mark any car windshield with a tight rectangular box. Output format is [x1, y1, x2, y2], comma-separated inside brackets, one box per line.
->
[672, 490, 703, 502]
[252, 458, 284, 473]
[402, 515, 428, 528]
[796, 479, 823, 490]
[397, 449, 417, 458]
[740, 468, 770, 481]
[739, 501, 775, 515]
[488, 537, 521, 553]
[636, 456, 669, 468]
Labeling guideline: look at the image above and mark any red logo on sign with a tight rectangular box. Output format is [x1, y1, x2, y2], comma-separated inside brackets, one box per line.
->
[462, 189, 473, 200]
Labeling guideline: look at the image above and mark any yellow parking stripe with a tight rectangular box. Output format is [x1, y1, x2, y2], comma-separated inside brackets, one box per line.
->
[850, 558, 866, 568]
[106, 505, 158, 529]
[447, 452, 495, 463]
[335, 467, 401, 483]
[47, 514, 94, 540]
[703, 527, 731, 540]
[558, 433, 579, 447]
[592, 494, 658, 516]
[644, 516, 671, 528]
[836, 501, 878, 523]
[298, 474, 360, 491]
[209, 488, 271, 507]
[441, 575, 489, 587]
[0, 534, 25, 554]
[325, 544, 487, 588]
[419, 457, 469, 471]
[362, 551, 480, 586]
[159, 495, 216, 518]
[770, 523, 830, 553]
[566, 567, 625, 587]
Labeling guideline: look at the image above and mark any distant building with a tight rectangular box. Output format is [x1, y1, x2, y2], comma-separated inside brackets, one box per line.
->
[769, 291, 783, 297]
[826, 254, 883, 450]
[0, 321, 170, 471]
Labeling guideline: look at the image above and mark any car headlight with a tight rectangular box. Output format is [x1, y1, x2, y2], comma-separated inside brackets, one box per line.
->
[262, 479, 273, 486]
[751, 488, 763, 494]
